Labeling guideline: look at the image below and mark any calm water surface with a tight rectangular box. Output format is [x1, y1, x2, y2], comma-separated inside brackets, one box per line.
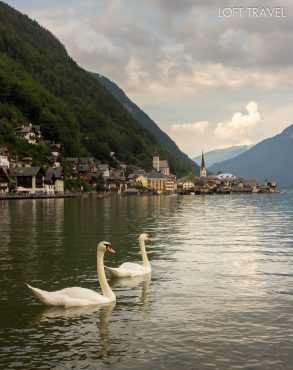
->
[0, 194, 292, 369]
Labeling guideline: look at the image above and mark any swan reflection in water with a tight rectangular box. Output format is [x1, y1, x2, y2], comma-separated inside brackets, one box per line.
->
[31, 276, 151, 363]
[110, 274, 151, 311]
[32, 303, 115, 362]
[35, 301, 115, 319]
[96, 303, 116, 361]
[97, 277, 151, 362]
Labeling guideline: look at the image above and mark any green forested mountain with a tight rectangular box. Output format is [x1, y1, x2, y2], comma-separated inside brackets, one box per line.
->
[0, 1, 194, 175]
[94, 74, 199, 173]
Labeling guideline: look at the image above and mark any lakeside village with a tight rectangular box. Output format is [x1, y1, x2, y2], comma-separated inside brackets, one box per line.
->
[0, 123, 277, 198]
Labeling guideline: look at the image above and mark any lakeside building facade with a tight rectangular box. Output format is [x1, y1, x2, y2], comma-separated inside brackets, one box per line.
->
[147, 172, 167, 194]
[0, 167, 9, 194]
[13, 167, 46, 194]
[0, 143, 277, 196]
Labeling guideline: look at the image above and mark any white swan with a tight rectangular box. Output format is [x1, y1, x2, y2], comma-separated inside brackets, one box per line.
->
[27, 241, 116, 307]
[105, 233, 153, 277]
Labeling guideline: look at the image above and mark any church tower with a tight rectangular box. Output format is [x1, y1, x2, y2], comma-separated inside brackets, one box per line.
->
[200, 150, 207, 178]
[153, 151, 160, 172]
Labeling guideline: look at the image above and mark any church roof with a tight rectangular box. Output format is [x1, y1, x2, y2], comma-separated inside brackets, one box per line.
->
[147, 172, 166, 180]
[13, 167, 45, 177]
[159, 160, 169, 168]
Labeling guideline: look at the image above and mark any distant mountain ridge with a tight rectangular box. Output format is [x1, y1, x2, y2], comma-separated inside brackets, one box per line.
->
[209, 124, 293, 189]
[193, 145, 252, 167]
[93, 74, 199, 173]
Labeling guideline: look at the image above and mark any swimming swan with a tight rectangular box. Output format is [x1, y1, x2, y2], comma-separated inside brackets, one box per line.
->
[105, 233, 153, 277]
[27, 241, 116, 307]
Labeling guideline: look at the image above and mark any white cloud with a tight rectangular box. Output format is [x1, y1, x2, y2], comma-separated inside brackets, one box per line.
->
[171, 121, 209, 134]
[167, 102, 265, 157]
[12, 0, 293, 102]
[16, 0, 293, 98]
[215, 101, 262, 140]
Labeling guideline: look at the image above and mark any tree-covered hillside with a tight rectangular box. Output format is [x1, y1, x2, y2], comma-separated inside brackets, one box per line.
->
[0, 1, 194, 175]
[94, 74, 200, 173]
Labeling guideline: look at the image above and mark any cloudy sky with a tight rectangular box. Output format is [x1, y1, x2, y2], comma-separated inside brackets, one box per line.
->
[5, 0, 293, 158]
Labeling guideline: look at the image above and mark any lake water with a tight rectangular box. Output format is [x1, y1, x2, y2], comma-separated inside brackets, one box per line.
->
[0, 194, 292, 369]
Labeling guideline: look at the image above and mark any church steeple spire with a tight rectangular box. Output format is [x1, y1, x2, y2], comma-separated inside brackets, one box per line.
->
[201, 150, 205, 168]
[200, 150, 207, 178]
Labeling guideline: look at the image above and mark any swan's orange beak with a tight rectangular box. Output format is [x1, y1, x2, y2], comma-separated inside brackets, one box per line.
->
[106, 245, 116, 253]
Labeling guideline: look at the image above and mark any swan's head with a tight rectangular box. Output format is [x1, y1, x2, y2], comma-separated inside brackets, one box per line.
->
[139, 233, 152, 242]
[97, 241, 116, 254]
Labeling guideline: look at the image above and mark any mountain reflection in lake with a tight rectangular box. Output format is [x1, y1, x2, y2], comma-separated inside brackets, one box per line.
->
[0, 194, 292, 369]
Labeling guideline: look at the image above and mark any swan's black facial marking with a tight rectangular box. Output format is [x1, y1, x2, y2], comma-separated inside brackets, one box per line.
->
[105, 243, 116, 254]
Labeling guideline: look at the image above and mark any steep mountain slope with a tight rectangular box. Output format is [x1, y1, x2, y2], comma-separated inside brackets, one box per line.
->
[93, 74, 199, 173]
[193, 145, 252, 167]
[209, 124, 293, 189]
[0, 1, 194, 175]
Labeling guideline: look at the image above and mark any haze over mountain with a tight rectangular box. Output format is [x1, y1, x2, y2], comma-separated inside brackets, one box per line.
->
[209, 124, 293, 189]
[193, 145, 252, 167]
[0, 1, 196, 176]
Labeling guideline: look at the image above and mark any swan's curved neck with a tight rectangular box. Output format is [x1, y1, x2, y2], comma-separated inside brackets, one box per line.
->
[97, 250, 115, 300]
[139, 238, 150, 269]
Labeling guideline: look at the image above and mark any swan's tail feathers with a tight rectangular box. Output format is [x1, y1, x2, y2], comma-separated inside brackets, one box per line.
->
[26, 283, 51, 305]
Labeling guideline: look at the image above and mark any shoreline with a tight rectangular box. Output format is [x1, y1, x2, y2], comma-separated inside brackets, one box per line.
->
[0, 191, 284, 201]
[0, 193, 82, 200]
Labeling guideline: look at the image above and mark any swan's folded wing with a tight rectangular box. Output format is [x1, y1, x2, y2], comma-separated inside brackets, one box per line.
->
[106, 262, 149, 277]
[27, 285, 107, 306]
[118, 262, 143, 270]
[105, 266, 131, 277]
[61, 287, 101, 299]
[26, 284, 64, 306]
[61, 287, 110, 305]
